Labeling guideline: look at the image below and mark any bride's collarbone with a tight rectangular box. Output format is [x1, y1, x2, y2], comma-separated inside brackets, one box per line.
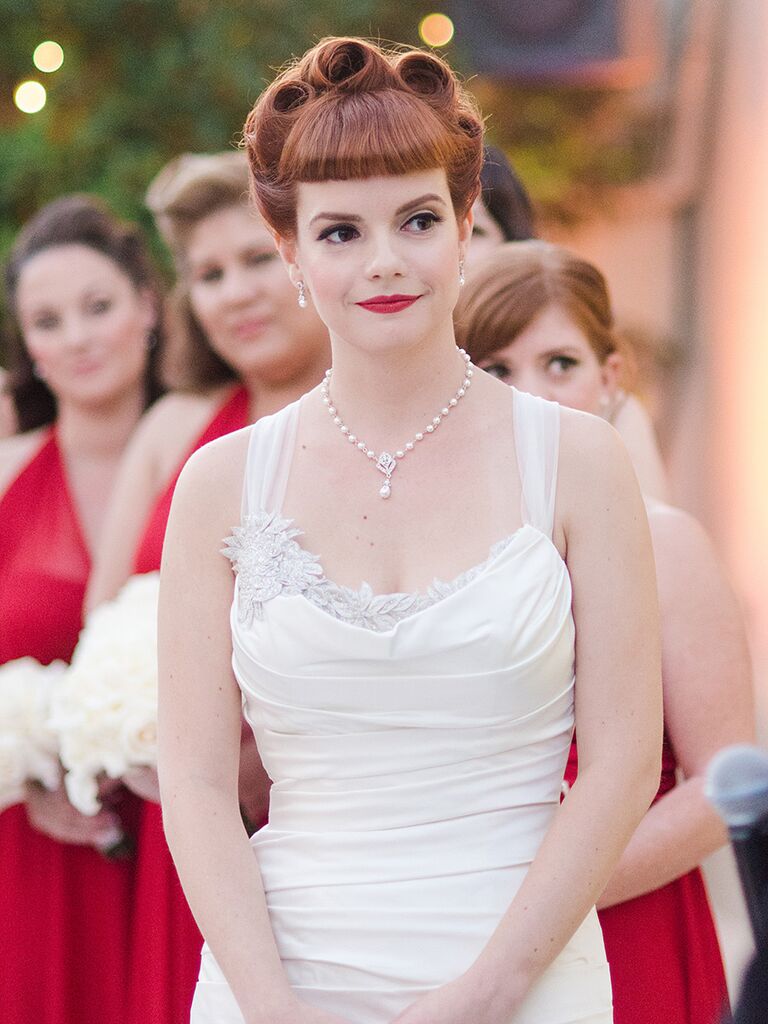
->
[281, 447, 521, 595]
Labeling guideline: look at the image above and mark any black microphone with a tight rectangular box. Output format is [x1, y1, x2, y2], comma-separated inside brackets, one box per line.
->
[705, 744, 768, 949]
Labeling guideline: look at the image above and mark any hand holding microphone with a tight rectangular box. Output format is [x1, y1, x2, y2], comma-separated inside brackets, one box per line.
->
[705, 743, 768, 948]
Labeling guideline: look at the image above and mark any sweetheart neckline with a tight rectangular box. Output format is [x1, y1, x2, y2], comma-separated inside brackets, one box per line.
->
[225, 510, 568, 636]
[290, 520, 546, 600]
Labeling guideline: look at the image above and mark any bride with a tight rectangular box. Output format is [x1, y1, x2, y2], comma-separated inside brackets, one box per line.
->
[157, 37, 662, 1024]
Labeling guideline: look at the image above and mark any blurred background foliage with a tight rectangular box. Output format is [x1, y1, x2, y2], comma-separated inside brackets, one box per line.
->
[0, 1, 666, 281]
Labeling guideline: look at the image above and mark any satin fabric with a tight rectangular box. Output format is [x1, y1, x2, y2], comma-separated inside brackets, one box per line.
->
[191, 389, 613, 1024]
[565, 737, 730, 1024]
[126, 386, 250, 1024]
[0, 431, 138, 1024]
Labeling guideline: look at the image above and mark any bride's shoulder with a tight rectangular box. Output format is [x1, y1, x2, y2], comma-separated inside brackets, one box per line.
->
[0, 428, 46, 498]
[556, 406, 641, 520]
[171, 425, 252, 528]
[558, 404, 619, 458]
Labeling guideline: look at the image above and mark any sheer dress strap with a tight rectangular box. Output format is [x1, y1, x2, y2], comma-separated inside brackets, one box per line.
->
[512, 388, 561, 539]
[241, 400, 301, 519]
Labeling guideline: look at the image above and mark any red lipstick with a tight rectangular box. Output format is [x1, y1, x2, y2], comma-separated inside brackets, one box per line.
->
[355, 294, 421, 315]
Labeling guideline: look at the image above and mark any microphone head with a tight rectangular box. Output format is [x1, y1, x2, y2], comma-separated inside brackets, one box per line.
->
[706, 744, 768, 829]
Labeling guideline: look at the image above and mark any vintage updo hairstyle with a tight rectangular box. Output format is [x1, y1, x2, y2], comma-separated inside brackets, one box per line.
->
[243, 37, 484, 237]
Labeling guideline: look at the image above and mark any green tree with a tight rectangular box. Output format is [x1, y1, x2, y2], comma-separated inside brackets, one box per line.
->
[0, 0, 424, 262]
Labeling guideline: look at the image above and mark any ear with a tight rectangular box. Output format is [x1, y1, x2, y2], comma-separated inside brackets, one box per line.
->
[600, 352, 623, 397]
[274, 232, 302, 287]
[137, 287, 159, 334]
[457, 205, 474, 259]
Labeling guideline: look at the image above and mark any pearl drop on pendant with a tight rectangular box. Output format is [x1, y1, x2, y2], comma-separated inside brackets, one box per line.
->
[380, 483, 391, 499]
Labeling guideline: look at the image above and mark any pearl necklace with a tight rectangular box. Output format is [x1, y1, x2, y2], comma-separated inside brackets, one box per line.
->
[320, 349, 474, 499]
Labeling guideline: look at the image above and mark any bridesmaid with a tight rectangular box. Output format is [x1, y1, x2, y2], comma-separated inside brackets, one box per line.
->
[468, 155, 668, 502]
[455, 239, 754, 1024]
[86, 151, 330, 1024]
[0, 194, 164, 1024]
[469, 143, 535, 259]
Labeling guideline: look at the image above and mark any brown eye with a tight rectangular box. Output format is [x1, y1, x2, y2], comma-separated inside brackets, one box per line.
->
[548, 356, 578, 375]
[404, 212, 440, 233]
[245, 251, 277, 268]
[34, 313, 59, 330]
[482, 362, 511, 381]
[318, 224, 359, 244]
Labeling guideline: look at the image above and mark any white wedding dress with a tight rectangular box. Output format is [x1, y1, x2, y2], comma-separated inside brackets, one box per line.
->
[190, 388, 613, 1024]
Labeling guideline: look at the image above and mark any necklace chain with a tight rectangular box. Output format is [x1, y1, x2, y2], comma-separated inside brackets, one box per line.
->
[320, 348, 474, 499]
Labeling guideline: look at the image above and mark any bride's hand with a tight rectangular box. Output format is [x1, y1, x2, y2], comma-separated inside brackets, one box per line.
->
[123, 765, 161, 802]
[250, 1004, 354, 1024]
[390, 972, 524, 1024]
[25, 783, 125, 852]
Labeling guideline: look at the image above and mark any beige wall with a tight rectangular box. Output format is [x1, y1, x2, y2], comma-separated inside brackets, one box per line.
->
[548, 0, 768, 992]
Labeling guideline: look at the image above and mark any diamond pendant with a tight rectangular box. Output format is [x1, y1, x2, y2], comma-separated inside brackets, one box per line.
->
[376, 452, 396, 499]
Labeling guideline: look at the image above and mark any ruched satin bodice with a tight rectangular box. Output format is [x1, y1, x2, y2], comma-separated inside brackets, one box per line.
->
[191, 390, 612, 1024]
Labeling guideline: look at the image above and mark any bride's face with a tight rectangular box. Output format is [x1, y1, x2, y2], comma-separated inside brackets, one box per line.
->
[283, 168, 471, 354]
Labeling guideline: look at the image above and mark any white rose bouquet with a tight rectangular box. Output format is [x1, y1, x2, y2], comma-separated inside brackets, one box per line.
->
[0, 657, 64, 811]
[50, 572, 160, 815]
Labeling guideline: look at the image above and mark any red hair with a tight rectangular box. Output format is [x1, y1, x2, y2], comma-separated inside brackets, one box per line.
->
[243, 37, 484, 237]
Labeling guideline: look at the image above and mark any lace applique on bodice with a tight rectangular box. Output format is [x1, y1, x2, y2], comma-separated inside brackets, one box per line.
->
[222, 508, 522, 632]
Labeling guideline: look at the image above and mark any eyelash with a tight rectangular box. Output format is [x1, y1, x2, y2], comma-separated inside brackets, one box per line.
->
[32, 299, 112, 329]
[482, 356, 580, 381]
[35, 316, 58, 330]
[199, 252, 277, 283]
[317, 211, 442, 244]
[483, 362, 509, 381]
[549, 356, 578, 373]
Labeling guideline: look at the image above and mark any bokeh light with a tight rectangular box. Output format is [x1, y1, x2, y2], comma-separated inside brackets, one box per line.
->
[14, 80, 47, 114]
[418, 13, 455, 48]
[33, 41, 64, 73]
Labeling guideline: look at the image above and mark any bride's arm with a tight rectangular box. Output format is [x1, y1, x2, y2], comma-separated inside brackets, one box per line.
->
[158, 436, 349, 1024]
[394, 411, 663, 1024]
[596, 506, 753, 908]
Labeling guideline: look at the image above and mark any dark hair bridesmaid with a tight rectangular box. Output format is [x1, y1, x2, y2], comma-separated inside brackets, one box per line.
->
[0, 193, 164, 1024]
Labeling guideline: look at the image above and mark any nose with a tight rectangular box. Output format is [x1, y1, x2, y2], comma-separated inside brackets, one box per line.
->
[59, 314, 91, 352]
[513, 369, 552, 402]
[365, 229, 407, 281]
[220, 265, 262, 307]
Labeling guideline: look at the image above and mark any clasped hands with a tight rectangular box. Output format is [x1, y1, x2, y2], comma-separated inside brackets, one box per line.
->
[266, 968, 524, 1024]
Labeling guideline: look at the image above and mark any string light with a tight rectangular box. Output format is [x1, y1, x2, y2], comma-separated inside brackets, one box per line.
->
[418, 13, 455, 48]
[33, 41, 64, 73]
[14, 80, 47, 114]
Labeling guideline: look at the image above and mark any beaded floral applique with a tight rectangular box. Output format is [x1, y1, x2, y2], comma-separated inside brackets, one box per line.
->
[223, 510, 522, 631]
[222, 510, 324, 624]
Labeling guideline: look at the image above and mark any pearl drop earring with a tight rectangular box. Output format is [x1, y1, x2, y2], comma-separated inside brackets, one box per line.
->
[297, 282, 307, 309]
[458, 258, 465, 287]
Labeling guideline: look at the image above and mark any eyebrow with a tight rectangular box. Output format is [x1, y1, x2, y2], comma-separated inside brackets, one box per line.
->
[309, 193, 447, 227]
[539, 347, 582, 358]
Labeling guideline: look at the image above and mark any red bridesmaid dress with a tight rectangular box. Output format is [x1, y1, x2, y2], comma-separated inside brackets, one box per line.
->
[126, 385, 250, 1024]
[0, 431, 138, 1024]
[564, 733, 729, 1024]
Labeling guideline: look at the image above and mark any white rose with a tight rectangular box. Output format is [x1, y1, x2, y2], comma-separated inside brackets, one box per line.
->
[0, 657, 64, 808]
[50, 573, 160, 814]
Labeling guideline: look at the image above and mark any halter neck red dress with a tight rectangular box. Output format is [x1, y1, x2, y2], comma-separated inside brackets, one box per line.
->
[564, 732, 729, 1024]
[0, 430, 138, 1024]
[126, 386, 250, 1024]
